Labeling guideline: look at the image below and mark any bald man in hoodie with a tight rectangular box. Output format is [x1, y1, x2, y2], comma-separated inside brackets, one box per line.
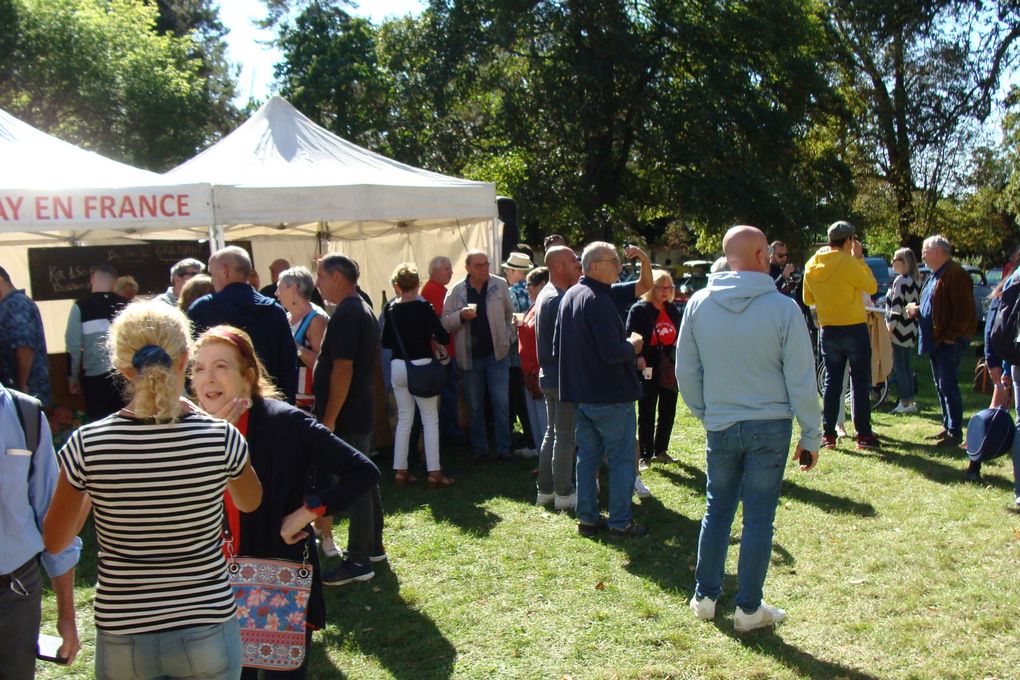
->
[677, 225, 820, 634]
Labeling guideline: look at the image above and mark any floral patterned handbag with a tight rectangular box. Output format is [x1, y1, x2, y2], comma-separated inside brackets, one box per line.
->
[224, 529, 313, 671]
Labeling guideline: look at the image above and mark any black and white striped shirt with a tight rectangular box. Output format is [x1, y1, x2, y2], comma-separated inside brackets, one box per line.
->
[885, 274, 921, 348]
[57, 412, 249, 635]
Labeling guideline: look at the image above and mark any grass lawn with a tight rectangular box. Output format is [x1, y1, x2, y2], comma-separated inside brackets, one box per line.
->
[40, 349, 1020, 679]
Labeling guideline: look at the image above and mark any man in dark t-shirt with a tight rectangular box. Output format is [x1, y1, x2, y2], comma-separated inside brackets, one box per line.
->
[312, 253, 384, 586]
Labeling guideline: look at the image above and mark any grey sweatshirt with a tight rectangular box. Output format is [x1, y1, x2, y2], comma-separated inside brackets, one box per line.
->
[675, 271, 822, 452]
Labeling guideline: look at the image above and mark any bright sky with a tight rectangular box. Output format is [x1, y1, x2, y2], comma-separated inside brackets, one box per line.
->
[220, 0, 425, 105]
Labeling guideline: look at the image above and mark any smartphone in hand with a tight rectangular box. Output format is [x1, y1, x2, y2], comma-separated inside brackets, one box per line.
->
[37, 634, 69, 665]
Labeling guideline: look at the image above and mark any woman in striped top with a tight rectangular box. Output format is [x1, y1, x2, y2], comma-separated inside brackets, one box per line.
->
[885, 247, 921, 414]
[44, 300, 262, 680]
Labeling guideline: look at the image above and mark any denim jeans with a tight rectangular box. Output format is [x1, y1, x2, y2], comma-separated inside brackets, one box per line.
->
[95, 618, 241, 680]
[694, 419, 792, 612]
[462, 353, 511, 456]
[820, 324, 873, 438]
[439, 362, 465, 442]
[891, 343, 916, 401]
[929, 341, 966, 436]
[538, 388, 576, 497]
[575, 402, 637, 530]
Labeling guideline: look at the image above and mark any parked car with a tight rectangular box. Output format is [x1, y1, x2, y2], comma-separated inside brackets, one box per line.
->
[917, 265, 991, 325]
[674, 259, 713, 307]
[865, 256, 892, 301]
[986, 267, 1003, 288]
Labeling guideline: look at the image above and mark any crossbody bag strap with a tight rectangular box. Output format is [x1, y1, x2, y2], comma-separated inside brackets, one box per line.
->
[293, 310, 319, 346]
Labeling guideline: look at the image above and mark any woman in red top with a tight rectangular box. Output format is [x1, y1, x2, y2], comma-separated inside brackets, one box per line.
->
[518, 267, 550, 453]
[626, 269, 682, 467]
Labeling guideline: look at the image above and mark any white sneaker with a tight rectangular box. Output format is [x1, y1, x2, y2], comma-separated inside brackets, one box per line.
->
[319, 533, 340, 559]
[515, 447, 539, 459]
[689, 595, 717, 620]
[899, 403, 918, 414]
[733, 602, 786, 633]
[1013, 495, 1020, 509]
[835, 425, 848, 438]
[536, 491, 555, 507]
[634, 476, 652, 499]
[554, 492, 577, 511]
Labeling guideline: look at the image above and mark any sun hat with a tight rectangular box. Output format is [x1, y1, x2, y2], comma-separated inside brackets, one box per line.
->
[502, 252, 533, 271]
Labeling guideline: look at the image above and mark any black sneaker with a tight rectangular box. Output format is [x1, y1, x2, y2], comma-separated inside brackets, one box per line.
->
[608, 522, 648, 538]
[855, 434, 881, 451]
[322, 559, 375, 586]
[577, 516, 607, 537]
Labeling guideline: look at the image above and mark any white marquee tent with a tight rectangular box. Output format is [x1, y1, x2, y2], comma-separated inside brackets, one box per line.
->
[2, 99, 499, 351]
[0, 107, 217, 351]
[167, 96, 500, 306]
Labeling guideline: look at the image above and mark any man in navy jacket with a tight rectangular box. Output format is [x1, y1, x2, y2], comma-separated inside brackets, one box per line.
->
[555, 241, 646, 537]
[188, 246, 298, 403]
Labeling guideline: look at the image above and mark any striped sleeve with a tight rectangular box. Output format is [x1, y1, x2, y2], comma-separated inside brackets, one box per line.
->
[56, 428, 88, 491]
[222, 422, 248, 478]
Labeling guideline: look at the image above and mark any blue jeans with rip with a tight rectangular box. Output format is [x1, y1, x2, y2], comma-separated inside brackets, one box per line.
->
[820, 324, 873, 438]
[462, 353, 511, 456]
[929, 340, 966, 436]
[575, 402, 637, 530]
[95, 617, 241, 680]
[694, 419, 791, 613]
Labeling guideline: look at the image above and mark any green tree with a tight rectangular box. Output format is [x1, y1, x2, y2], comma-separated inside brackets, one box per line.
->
[274, 3, 392, 150]
[824, 0, 1020, 248]
[0, 0, 236, 170]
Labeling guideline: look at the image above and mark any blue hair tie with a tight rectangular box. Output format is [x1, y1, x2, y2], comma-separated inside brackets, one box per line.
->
[132, 344, 172, 371]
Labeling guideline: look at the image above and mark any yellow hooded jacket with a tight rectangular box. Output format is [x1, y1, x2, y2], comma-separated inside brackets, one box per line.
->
[802, 247, 878, 327]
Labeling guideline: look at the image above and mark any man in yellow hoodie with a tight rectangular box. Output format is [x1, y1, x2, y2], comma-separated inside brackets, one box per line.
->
[803, 221, 880, 451]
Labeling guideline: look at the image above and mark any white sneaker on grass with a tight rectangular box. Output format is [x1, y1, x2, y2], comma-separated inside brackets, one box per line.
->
[554, 492, 576, 511]
[536, 491, 556, 507]
[319, 533, 340, 559]
[515, 447, 539, 458]
[634, 476, 652, 499]
[689, 595, 717, 620]
[733, 602, 786, 633]
[1014, 495, 1020, 509]
[900, 403, 918, 414]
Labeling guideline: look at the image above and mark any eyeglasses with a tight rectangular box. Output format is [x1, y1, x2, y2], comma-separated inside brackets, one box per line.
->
[597, 257, 621, 265]
[892, 258, 904, 263]
[775, 253, 788, 259]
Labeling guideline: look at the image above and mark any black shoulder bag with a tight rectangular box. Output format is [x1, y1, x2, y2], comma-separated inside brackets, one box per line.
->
[388, 301, 446, 398]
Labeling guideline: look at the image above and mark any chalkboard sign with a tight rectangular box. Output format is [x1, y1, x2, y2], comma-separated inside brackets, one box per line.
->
[28, 241, 253, 302]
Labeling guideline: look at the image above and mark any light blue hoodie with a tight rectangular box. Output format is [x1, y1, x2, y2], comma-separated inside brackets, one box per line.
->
[676, 271, 822, 452]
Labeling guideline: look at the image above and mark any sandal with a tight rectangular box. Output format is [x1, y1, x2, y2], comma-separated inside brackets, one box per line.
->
[427, 471, 455, 488]
[394, 470, 418, 487]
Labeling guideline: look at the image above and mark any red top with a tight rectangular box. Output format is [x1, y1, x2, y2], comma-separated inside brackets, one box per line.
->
[421, 279, 455, 357]
[519, 304, 540, 375]
[222, 410, 248, 557]
[649, 306, 677, 347]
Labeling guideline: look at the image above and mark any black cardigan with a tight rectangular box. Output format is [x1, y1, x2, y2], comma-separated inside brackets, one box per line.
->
[625, 299, 682, 371]
[239, 397, 381, 627]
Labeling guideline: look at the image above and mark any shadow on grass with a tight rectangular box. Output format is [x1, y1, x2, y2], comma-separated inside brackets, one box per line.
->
[319, 565, 456, 679]
[380, 447, 552, 537]
[844, 442, 1015, 492]
[660, 463, 877, 517]
[708, 620, 881, 680]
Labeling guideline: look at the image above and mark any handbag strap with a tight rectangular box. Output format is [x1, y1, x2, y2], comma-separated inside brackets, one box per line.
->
[386, 300, 412, 361]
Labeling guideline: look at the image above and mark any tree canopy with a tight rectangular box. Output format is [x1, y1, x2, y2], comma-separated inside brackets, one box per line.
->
[0, 0, 238, 171]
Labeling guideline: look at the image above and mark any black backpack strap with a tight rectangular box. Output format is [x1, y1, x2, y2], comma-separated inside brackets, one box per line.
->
[10, 389, 42, 454]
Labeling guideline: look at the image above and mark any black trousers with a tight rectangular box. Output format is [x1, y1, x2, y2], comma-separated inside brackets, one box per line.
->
[509, 366, 536, 448]
[638, 378, 678, 459]
[0, 559, 42, 680]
